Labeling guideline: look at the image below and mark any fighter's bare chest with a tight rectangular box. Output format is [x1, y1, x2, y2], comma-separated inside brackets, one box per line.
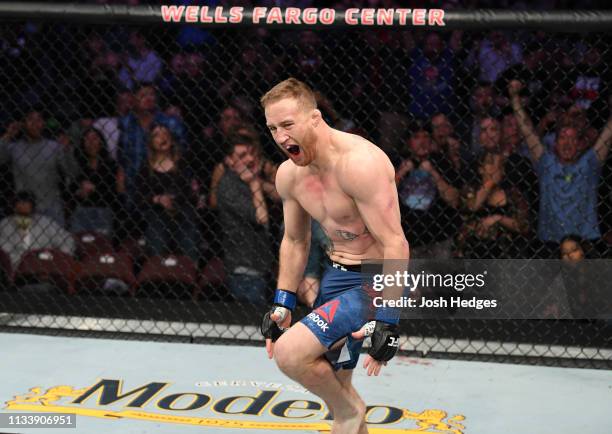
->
[293, 174, 357, 224]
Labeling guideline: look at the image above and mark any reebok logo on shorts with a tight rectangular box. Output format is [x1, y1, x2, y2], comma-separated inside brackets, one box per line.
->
[307, 312, 330, 332]
[315, 300, 339, 323]
[307, 300, 340, 333]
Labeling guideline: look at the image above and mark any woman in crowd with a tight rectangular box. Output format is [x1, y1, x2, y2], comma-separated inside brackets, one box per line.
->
[70, 128, 124, 235]
[456, 151, 529, 258]
[135, 124, 201, 262]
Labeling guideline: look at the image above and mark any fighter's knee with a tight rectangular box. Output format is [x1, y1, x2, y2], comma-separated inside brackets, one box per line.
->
[273, 336, 299, 374]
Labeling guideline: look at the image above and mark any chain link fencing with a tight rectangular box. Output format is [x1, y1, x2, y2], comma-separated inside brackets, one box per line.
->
[0, 6, 611, 368]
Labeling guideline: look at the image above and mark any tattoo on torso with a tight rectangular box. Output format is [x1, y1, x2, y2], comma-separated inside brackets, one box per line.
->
[321, 226, 370, 256]
[336, 227, 370, 241]
[336, 230, 359, 241]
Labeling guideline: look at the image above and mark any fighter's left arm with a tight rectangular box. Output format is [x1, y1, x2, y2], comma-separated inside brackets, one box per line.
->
[339, 145, 409, 263]
[340, 145, 409, 375]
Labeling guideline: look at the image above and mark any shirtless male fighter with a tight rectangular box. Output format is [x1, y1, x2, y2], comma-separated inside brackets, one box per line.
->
[260, 78, 410, 434]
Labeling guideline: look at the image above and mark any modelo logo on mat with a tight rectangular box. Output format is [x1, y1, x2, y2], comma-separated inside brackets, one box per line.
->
[4, 379, 465, 433]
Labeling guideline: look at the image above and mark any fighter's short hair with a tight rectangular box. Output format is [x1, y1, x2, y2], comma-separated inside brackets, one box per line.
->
[260, 78, 317, 111]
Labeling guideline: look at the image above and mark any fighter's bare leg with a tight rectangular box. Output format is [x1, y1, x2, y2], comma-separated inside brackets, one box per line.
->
[335, 369, 368, 434]
[273, 323, 366, 434]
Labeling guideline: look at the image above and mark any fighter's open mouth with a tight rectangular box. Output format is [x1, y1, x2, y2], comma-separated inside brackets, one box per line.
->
[286, 145, 300, 155]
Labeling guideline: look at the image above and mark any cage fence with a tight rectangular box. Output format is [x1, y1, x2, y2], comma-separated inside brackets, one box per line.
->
[0, 4, 611, 368]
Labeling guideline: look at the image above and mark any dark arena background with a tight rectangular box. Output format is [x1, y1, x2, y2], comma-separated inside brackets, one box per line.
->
[0, 3, 611, 433]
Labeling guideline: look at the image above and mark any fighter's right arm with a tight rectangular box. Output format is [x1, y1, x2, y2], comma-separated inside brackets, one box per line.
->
[262, 162, 311, 355]
[276, 161, 311, 292]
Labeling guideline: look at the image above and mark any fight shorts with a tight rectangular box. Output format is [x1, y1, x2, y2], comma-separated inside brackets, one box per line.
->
[300, 261, 372, 370]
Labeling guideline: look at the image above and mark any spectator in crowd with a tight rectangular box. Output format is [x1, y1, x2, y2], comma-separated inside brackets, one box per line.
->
[377, 110, 411, 161]
[66, 115, 95, 151]
[0, 191, 75, 267]
[219, 39, 276, 106]
[395, 124, 461, 258]
[560, 234, 586, 263]
[286, 31, 326, 91]
[213, 105, 244, 140]
[0, 110, 78, 226]
[200, 104, 244, 156]
[495, 41, 549, 121]
[475, 31, 522, 83]
[501, 110, 529, 158]
[501, 110, 539, 245]
[93, 89, 134, 161]
[209, 124, 279, 210]
[160, 50, 214, 138]
[315, 91, 357, 134]
[118, 29, 162, 91]
[538, 234, 592, 319]
[562, 40, 611, 128]
[189, 104, 245, 201]
[558, 234, 594, 318]
[470, 113, 536, 202]
[536, 232, 582, 319]
[430, 112, 462, 171]
[408, 32, 456, 120]
[135, 124, 200, 262]
[541, 104, 598, 154]
[461, 113, 531, 248]
[558, 234, 612, 319]
[477, 116, 502, 155]
[331, 29, 397, 134]
[510, 79, 612, 257]
[0, 23, 46, 117]
[457, 82, 501, 159]
[216, 133, 274, 304]
[600, 147, 612, 247]
[72, 32, 124, 123]
[119, 84, 185, 209]
[187, 107, 249, 256]
[81, 32, 120, 87]
[456, 151, 529, 258]
[470, 112, 528, 169]
[69, 128, 125, 236]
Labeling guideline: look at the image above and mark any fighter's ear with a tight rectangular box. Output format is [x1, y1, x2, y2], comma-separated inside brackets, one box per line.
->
[312, 109, 322, 126]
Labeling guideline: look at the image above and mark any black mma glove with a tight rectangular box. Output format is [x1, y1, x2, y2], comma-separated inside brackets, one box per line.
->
[261, 289, 296, 342]
[364, 320, 400, 362]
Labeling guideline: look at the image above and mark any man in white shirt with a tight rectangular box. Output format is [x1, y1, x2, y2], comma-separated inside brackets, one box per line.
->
[0, 191, 75, 268]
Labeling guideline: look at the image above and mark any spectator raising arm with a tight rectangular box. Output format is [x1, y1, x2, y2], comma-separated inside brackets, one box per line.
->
[593, 114, 612, 163]
[420, 160, 460, 209]
[509, 79, 544, 162]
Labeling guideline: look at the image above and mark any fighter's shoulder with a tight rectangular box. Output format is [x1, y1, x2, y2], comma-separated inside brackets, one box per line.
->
[337, 132, 393, 174]
[275, 160, 298, 198]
